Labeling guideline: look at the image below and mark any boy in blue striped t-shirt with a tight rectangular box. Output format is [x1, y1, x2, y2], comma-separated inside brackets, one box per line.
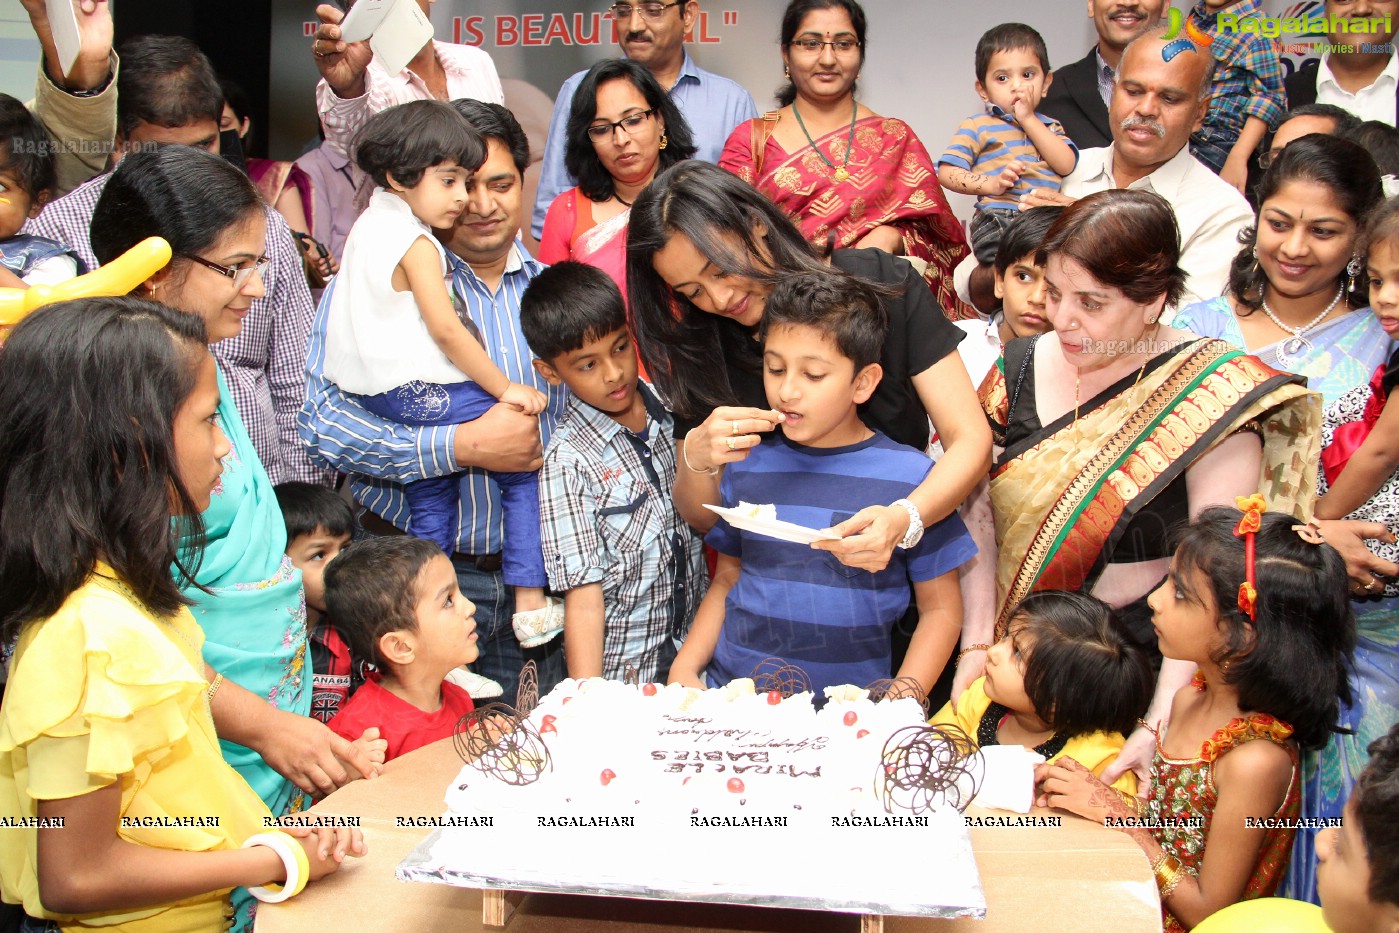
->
[938, 23, 1078, 265]
[669, 273, 976, 700]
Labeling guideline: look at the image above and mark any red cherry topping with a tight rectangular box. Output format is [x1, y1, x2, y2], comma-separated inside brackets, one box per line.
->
[843, 711, 858, 726]
[642, 683, 658, 696]
[766, 690, 782, 705]
[856, 729, 870, 739]
[726, 778, 745, 794]
[600, 769, 616, 786]
[540, 722, 557, 735]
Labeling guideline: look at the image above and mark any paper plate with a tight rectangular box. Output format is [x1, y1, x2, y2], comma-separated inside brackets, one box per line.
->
[703, 504, 842, 545]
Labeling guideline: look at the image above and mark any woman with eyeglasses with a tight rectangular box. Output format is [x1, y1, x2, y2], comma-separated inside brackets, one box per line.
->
[718, 0, 971, 319]
[537, 59, 695, 300]
[89, 146, 379, 931]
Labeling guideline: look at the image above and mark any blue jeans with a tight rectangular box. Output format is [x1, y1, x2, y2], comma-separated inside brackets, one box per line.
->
[359, 381, 545, 588]
[452, 556, 564, 705]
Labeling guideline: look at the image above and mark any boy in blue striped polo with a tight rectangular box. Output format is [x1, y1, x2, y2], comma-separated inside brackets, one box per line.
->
[669, 273, 976, 699]
[938, 23, 1079, 265]
[522, 262, 706, 685]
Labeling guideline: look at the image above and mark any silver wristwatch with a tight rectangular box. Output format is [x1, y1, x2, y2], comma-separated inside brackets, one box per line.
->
[892, 498, 924, 550]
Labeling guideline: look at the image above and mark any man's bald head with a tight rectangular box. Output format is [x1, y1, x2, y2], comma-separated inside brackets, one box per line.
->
[1108, 34, 1212, 174]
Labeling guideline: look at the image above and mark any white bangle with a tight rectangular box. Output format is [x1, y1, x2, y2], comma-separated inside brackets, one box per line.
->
[243, 831, 310, 903]
[682, 430, 719, 476]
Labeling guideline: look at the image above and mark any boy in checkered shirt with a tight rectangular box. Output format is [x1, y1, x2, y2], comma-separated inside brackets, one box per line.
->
[520, 262, 706, 684]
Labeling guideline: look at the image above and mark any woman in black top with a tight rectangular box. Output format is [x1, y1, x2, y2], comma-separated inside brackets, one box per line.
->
[626, 161, 991, 572]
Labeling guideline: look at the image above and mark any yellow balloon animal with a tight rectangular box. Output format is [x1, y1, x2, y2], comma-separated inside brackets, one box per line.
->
[1192, 897, 1332, 932]
[0, 237, 172, 339]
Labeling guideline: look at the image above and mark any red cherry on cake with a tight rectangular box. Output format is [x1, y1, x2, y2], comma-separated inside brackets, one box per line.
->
[600, 769, 617, 786]
[856, 729, 870, 739]
[727, 778, 745, 794]
[642, 683, 657, 696]
[766, 691, 781, 705]
[843, 711, 858, 726]
[540, 714, 557, 734]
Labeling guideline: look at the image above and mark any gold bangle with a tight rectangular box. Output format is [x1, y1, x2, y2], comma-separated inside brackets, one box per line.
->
[956, 643, 991, 663]
[682, 430, 719, 476]
[1153, 853, 1184, 897]
[207, 673, 224, 703]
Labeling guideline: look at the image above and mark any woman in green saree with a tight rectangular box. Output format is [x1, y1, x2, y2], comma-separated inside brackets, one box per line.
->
[963, 189, 1321, 788]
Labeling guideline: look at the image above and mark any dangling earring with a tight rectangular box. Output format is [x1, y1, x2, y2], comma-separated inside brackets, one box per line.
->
[659, 133, 668, 151]
[1347, 255, 1363, 293]
[1251, 245, 1261, 279]
[784, 65, 790, 78]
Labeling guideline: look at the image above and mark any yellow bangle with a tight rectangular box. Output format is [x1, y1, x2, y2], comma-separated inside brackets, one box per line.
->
[957, 644, 991, 664]
[243, 830, 311, 902]
[207, 673, 224, 704]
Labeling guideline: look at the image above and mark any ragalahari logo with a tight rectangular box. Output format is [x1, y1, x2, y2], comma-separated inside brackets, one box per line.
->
[1160, 7, 1214, 60]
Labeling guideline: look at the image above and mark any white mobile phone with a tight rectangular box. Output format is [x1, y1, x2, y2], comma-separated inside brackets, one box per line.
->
[337, 0, 394, 44]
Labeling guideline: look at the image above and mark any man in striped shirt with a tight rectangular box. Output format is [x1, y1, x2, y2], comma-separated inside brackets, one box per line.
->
[298, 101, 566, 703]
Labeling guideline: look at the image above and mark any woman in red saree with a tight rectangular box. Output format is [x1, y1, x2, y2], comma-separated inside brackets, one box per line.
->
[718, 0, 971, 319]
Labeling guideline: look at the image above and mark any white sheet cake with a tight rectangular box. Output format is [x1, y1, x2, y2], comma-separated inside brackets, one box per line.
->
[413, 678, 986, 917]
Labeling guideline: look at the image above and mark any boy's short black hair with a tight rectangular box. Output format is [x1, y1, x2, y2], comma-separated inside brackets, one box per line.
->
[519, 261, 628, 363]
[324, 536, 442, 671]
[994, 205, 1064, 275]
[975, 23, 1050, 82]
[353, 99, 486, 190]
[1356, 722, 1399, 907]
[760, 272, 887, 372]
[0, 94, 55, 201]
[273, 482, 356, 543]
[1010, 590, 1153, 738]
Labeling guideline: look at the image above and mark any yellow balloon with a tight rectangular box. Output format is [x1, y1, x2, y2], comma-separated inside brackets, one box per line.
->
[0, 237, 172, 332]
[1193, 898, 1332, 933]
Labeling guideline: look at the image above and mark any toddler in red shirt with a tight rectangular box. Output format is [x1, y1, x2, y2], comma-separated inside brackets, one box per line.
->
[326, 536, 478, 761]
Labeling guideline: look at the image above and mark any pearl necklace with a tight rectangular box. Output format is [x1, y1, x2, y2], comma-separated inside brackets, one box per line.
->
[1259, 283, 1344, 367]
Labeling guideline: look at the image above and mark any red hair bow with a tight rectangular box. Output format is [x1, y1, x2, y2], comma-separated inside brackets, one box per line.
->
[1233, 495, 1265, 620]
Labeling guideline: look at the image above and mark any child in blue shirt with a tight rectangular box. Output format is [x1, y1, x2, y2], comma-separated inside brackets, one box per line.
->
[670, 272, 976, 698]
[521, 262, 706, 684]
[938, 23, 1077, 264]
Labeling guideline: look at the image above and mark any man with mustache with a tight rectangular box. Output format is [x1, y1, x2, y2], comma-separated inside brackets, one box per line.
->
[1023, 32, 1253, 308]
[1042, 0, 1165, 149]
[530, 0, 756, 238]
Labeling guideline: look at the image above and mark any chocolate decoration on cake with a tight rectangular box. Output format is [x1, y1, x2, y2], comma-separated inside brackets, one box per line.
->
[452, 702, 553, 786]
[515, 660, 540, 718]
[865, 677, 931, 716]
[622, 660, 640, 686]
[877, 724, 984, 814]
[749, 657, 812, 698]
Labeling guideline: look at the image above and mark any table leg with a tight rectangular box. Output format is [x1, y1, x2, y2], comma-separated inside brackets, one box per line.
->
[481, 889, 525, 927]
[860, 915, 884, 933]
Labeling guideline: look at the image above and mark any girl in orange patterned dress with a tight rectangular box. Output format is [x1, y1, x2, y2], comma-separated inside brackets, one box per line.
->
[1035, 501, 1355, 931]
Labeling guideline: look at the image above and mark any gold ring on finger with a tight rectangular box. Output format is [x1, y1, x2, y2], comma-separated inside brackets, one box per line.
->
[730, 420, 741, 436]
[726, 437, 737, 451]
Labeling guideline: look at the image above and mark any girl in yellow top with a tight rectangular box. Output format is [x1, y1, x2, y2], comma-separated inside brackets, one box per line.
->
[0, 298, 364, 931]
[933, 590, 1152, 797]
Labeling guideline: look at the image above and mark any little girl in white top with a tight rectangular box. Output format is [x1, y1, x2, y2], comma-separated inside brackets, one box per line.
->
[323, 100, 562, 648]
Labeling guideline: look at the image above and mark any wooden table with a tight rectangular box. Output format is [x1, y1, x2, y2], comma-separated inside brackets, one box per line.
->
[255, 739, 1159, 932]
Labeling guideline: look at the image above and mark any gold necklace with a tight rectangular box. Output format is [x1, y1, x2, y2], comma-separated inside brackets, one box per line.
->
[1073, 343, 1156, 423]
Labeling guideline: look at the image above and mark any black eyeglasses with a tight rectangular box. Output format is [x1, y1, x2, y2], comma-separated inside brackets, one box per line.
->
[789, 36, 861, 53]
[184, 253, 271, 289]
[609, 1, 681, 20]
[586, 108, 657, 141]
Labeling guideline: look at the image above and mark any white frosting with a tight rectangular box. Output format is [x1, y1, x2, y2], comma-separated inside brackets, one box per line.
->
[423, 678, 986, 915]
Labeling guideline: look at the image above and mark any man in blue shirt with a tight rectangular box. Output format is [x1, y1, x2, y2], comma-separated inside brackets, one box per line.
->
[530, 0, 757, 238]
[299, 100, 567, 703]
